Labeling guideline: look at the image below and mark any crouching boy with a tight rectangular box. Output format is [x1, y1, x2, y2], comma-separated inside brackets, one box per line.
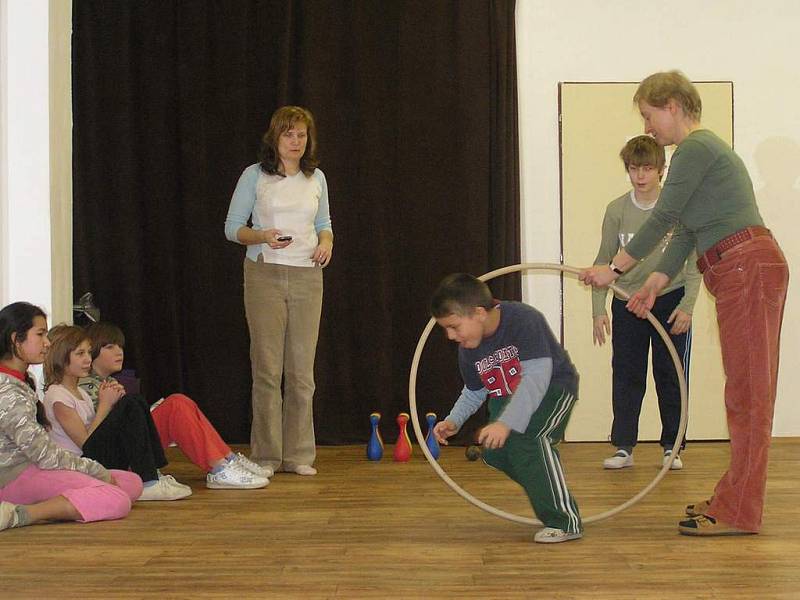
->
[431, 273, 583, 543]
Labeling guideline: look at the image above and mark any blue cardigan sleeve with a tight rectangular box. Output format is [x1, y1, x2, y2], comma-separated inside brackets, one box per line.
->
[313, 169, 333, 234]
[224, 164, 260, 243]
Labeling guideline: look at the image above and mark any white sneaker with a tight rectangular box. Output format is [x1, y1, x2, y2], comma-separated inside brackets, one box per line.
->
[287, 464, 317, 476]
[234, 453, 273, 478]
[603, 449, 634, 469]
[0, 502, 22, 531]
[206, 462, 269, 489]
[159, 473, 192, 494]
[139, 477, 193, 501]
[534, 527, 583, 543]
[663, 450, 683, 470]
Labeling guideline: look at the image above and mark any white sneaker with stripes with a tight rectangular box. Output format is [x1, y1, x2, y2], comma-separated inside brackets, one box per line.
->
[534, 527, 583, 543]
[233, 453, 273, 479]
[206, 462, 269, 489]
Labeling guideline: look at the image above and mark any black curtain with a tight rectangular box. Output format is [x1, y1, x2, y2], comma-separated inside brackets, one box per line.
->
[72, 0, 521, 445]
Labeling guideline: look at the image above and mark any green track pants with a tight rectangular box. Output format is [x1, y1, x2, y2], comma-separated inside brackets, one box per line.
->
[483, 385, 582, 533]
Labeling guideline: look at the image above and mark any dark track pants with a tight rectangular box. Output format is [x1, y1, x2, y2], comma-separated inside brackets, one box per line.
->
[482, 385, 582, 533]
[610, 287, 691, 450]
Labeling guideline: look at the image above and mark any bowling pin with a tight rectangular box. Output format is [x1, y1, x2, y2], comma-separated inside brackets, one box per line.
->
[424, 412, 440, 460]
[393, 412, 413, 462]
[367, 412, 384, 461]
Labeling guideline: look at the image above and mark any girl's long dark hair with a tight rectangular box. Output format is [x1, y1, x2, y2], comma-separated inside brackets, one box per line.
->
[0, 302, 46, 362]
[0, 302, 51, 428]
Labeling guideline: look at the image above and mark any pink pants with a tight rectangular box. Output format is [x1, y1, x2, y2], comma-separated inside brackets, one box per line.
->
[0, 465, 142, 523]
[151, 394, 231, 472]
[703, 236, 789, 532]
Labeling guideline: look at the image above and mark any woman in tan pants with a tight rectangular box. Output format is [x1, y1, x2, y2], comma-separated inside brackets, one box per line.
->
[225, 106, 334, 476]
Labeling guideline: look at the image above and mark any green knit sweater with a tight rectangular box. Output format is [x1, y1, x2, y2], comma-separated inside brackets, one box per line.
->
[625, 129, 764, 278]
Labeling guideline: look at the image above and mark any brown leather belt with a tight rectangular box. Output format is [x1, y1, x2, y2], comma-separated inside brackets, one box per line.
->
[696, 226, 772, 273]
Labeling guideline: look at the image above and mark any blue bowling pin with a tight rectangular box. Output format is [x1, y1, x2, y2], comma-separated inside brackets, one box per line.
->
[425, 412, 440, 460]
[367, 412, 384, 461]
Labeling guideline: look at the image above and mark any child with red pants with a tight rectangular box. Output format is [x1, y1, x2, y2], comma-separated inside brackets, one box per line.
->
[79, 322, 270, 489]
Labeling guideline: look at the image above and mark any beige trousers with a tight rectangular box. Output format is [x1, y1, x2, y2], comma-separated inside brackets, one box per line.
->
[244, 257, 322, 470]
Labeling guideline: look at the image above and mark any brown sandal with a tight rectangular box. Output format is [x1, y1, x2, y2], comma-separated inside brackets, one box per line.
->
[685, 498, 712, 517]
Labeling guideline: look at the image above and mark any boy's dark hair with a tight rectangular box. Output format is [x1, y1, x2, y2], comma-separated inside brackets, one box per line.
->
[430, 273, 494, 318]
[85, 322, 125, 360]
[619, 135, 666, 171]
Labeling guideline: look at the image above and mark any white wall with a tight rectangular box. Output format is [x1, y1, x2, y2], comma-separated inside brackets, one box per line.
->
[516, 0, 800, 436]
[0, 0, 52, 312]
[0, 0, 71, 324]
[3, 1, 797, 434]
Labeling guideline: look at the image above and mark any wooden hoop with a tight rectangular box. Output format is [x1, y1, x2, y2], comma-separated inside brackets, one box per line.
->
[408, 263, 688, 526]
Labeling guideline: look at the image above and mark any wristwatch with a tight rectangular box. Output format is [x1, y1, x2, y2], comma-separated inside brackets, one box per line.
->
[608, 261, 624, 275]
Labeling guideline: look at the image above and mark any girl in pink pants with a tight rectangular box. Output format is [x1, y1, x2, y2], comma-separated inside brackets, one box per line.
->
[1, 465, 142, 524]
[1, 302, 141, 533]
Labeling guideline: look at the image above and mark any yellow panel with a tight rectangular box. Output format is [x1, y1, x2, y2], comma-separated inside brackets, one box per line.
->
[559, 82, 732, 442]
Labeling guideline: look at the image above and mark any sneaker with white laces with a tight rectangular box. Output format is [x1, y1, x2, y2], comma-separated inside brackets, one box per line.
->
[206, 462, 269, 489]
[159, 473, 193, 494]
[663, 450, 683, 470]
[603, 449, 634, 469]
[234, 453, 273, 478]
[534, 527, 583, 543]
[139, 477, 193, 501]
[286, 464, 317, 476]
[1, 502, 23, 531]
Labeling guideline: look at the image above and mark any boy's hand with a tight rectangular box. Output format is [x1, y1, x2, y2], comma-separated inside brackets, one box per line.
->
[592, 315, 610, 346]
[667, 308, 692, 335]
[478, 422, 511, 449]
[433, 419, 458, 445]
[98, 380, 124, 408]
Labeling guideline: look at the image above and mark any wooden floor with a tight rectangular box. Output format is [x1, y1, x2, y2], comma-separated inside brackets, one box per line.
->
[2, 440, 799, 599]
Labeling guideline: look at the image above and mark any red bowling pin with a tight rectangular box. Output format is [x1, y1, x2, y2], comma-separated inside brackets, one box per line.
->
[393, 412, 413, 462]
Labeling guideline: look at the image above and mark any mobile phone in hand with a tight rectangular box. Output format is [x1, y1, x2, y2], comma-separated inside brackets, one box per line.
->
[277, 235, 293, 242]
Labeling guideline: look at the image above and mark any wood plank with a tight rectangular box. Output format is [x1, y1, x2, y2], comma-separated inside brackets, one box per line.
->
[1, 440, 798, 599]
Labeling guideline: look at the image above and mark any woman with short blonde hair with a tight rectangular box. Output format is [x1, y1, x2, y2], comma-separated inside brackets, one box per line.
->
[581, 70, 788, 537]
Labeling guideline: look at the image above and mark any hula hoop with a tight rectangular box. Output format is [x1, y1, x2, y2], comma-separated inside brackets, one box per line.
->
[408, 263, 688, 526]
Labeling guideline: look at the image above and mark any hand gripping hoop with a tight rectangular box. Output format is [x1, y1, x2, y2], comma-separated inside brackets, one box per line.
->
[408, 263, 688, 525]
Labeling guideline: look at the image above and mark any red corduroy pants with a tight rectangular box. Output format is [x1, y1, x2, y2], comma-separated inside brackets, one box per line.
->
[703, 235, 788, 532]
